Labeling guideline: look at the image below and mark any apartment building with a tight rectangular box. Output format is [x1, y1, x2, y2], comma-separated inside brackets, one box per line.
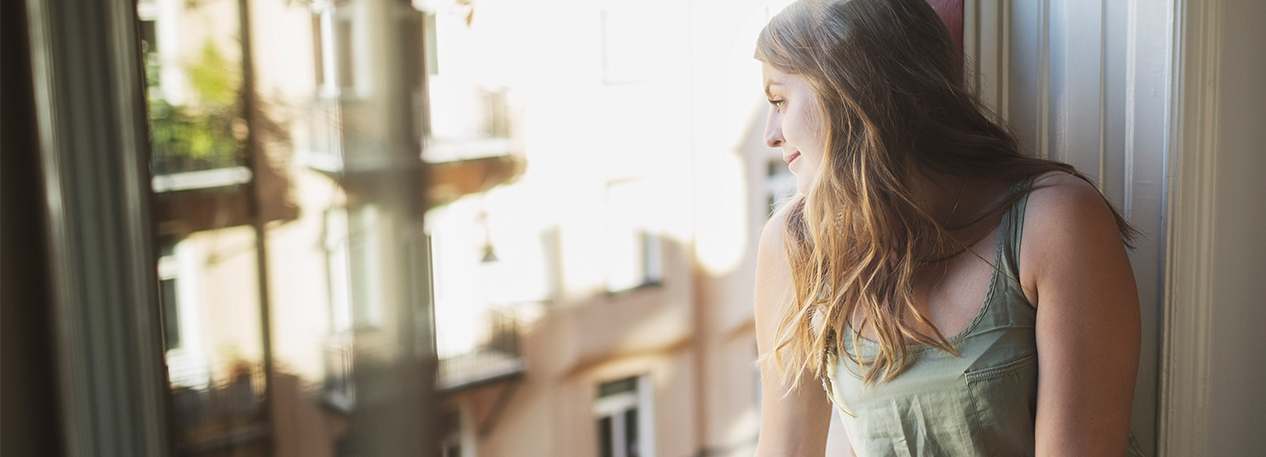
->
[127, 0, 796, 455]
[380, 1, 798, 456]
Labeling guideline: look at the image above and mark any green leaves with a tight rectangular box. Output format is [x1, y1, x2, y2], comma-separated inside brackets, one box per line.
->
[186, 39, 239, 107]
[147, 39, 243, 175]
[148, 99, 241, 174]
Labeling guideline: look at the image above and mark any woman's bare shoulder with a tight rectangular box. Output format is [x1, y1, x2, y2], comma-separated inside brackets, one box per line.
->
[1019, 170, 1130, 305]
[1024, 170, 1121, 240]
[1027, 170, 1111, 210]
[759, 204, 795, 259]
[756, 204, 797, 320]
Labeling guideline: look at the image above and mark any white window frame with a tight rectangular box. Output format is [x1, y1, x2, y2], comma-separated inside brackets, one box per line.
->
[439, 400, 478, 457]
[135, 0, 186, 104]
[593, 376, 656, 457]
[160, 239, 209, 389]
[324, 205, 384, 332]
[311, 1, 364, 100]
[324, 207, 354, 334]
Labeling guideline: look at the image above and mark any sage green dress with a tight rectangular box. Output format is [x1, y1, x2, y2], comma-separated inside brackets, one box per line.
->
[824, 179, 1145, 456]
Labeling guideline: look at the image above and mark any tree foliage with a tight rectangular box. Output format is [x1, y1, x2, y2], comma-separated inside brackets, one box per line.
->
[148, 39, 243, 174]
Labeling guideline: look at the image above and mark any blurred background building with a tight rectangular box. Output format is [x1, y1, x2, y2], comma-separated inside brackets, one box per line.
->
[5, 0, 1266, 456]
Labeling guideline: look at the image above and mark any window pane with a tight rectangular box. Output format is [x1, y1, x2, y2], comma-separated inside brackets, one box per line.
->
[139, 0, 435, 455]
[625, 408, 640, 457]
[598, 377, 639, 398]
[139, 19, 159, 86]
[160, 278, 180, 351]
[598, 416, 614, 457]
[138, 0, 271, 452]
[336, 18, 355, 90]
[311, 13, 324, 87]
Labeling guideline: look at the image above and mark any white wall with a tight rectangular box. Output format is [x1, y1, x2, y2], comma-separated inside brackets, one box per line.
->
[970, 1, 1175, 453]
[1163, 0, 1266, 455]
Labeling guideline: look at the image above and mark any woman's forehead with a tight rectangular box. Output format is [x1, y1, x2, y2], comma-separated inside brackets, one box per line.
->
[763, 64, 810, 92]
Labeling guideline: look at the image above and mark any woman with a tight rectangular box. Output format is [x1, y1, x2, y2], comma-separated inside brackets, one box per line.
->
[752, 0, 1144, 456]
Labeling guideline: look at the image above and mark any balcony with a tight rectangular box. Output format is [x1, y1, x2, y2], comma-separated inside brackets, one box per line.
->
[149, 99, 252, 193]
[300, 97, 348, 174]
[170, 362, 269, 456]
[322, 333, 356, 414]
[149, 98, 299, 233]
[300, 95, 524, 206]
[437, 308, 527, 394]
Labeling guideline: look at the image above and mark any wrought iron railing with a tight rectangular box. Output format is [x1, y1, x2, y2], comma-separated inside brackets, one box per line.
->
[169, 362, 268, 455]
[303, 98, 346, 172]
[148, 100, 244, 177]
[436, 308, 527, 393]
[322, 333, 356, 413]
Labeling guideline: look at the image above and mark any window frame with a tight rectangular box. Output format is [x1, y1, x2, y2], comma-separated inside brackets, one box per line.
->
[593, 375, 656, 457]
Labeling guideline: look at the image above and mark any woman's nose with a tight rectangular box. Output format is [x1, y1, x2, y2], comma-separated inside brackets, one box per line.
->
[765, 122, 783, 149]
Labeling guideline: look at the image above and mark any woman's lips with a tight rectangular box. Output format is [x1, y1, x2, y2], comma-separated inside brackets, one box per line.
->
[784, 152, 801, 164]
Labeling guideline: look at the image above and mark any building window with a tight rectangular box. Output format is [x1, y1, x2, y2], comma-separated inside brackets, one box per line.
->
[594, 376, 654, 457]
[136, 0, 188, 104]
[605, 179, 662, 293]
[158, 237, 210, 389]
[439, 409, 464, 457]
[437, 402, 479, 457]
[424, 12, 438, 76]
[139, 19, 160, 87]
[324, 207, 354, 334]
[158, 241, 182, 351]
[312, 2, 359, 98]
[321, 206, 389, 411]
[321, 206, 386, 412]
[322, 206, 384, 332]
[420, 9, 516, 162]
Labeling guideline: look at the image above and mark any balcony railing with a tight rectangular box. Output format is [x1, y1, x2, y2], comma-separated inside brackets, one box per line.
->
[170, 362, 269, 455]
[301, 97, 347, 173]
[424, 87, 516, 164]
[148, 100, 252, 192]
[437, 308, 527, 393]
[322, 332, 356, 413]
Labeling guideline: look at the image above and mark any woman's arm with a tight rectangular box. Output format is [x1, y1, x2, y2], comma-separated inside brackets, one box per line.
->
[1024, 174, 1141, 456]
[754, 207, 838, 457]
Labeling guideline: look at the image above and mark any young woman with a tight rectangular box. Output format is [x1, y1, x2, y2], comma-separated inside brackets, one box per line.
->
[752, 1, 1144, 456]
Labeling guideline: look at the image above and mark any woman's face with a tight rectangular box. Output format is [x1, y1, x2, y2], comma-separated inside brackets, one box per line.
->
[763, 63, 827, 195]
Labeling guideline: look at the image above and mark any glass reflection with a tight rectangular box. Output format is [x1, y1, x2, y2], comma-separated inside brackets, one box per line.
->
[144, 0, 435, 454]
[140, 0, 271, 453]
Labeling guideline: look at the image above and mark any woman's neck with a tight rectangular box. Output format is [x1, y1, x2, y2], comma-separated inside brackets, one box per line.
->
[906, 169, 1009, 236]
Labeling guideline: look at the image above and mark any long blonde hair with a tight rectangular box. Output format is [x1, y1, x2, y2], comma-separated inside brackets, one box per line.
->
[755, 0, 1136, 387]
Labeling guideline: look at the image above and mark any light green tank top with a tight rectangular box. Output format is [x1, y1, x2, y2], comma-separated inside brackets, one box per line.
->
[824, 178, 1145, 456]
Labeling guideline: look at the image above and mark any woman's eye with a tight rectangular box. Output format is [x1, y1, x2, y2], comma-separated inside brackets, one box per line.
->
[768, 99, 785, 110]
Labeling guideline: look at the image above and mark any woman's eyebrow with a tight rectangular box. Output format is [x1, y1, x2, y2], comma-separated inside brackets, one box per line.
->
[764, 81, 784, 98]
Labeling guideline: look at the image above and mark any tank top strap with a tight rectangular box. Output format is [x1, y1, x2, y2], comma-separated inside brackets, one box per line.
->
[996, 176, 1036, 289]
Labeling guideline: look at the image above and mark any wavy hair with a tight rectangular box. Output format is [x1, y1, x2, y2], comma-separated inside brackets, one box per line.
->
[755, 0, 1136, 387]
